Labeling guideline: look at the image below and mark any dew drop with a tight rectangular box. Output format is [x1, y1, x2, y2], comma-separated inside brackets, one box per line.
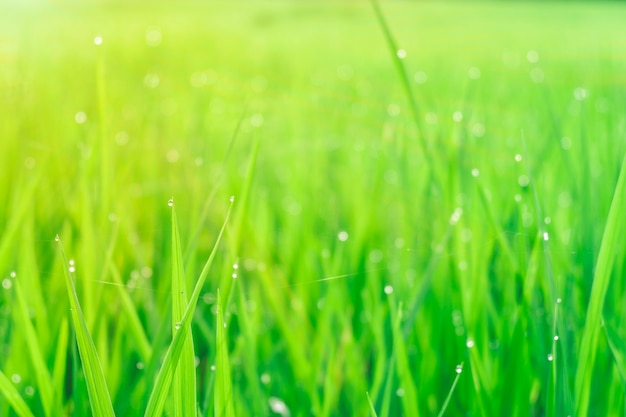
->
[452, 111, 463, 122]
[232, 273, 237, 279]
[2, 279, 12, 290]
[547, 353, 554, 361]
[94, 35, 103, 46]
[54, 235, 60, 242]
[210, 364, 216, 371]
[136, 362, 145, 370]
[260, 372, 271, 384]
[11, 374, 21, 384]
[518, 175, 530, 187]
[174, 322, 181, 330]
[455, 364, 463, 374]
[384, 285, 394, 295]
[471, 168, 480, 177]
[229, 195, 235, 203]
[338, 231, 349, 241]
[167, 198, 174, 207]
[466, 339, 475, 348]
[25, 386, 35, 396]
[268, 397, 290, 416]
[396, 49, 407, 59]
[543, 232, 550, 241]
[514, 154, 522, 162]
[396, 388, 405, 397]
[553, 335, 559, 341]
[9, 271, 16, 278]
[556, 297, 562, 304]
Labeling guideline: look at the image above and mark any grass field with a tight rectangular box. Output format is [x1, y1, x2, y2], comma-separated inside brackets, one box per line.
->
[1, 1, 626, 416]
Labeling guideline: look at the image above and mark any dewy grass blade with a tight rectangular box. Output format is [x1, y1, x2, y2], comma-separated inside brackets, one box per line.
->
[0, 369, 35, 417]
[170, 201, 197, 417]
[437, 363, 463, 417]
[13, 276, 57, 417]
[575, 151, 626, 417]
[144, 199, 233, 417]
[57, 235, 115, 417]
[369, 0, 429, 163]
[215, 290, 235, 417]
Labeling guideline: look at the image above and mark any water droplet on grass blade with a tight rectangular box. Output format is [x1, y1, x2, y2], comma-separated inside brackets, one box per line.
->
[455, 364, 463, 374]
[338, 231, 349, 241]
[54, 235, 60, 242]
[94, 36, 103, 46]
[466, 339, 475, 348]
[229, 195, 235, 202]
[269, 397, 290, 417]
[543, 232, 550, 241]
[384, 285, 393, 295]
[174, 322, 181, 330]
[11, 374, 21, 384]
[2, 279, 11, 290]
[547, 353, 554, 361]
[167, 198, 174, 207]
[25, 386, 34, 396]
[210, 364, 216, 371]
[396, 49, 407, 59]
[260, 373, 271, 384]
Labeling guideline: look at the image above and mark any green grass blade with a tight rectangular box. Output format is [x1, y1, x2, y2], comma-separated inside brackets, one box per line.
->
[389, 298, 420, 417]
[215, 290, 235, 417]
[12, 277, 57, 417]
[0, 369, 35, 417]
[57, 236, 115, 417]
[144, 199, 233, 417]
[575, 151, 626, 417]
[170, 202, 197, 417]
[369, 0, 427, 159]
[366, 392, 379, 417]
[437, 364, 463, 417]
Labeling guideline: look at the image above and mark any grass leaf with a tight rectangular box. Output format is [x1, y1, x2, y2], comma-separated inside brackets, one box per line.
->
[57, 236, 115, 417]
[144, 200, 233, 417]
[0, 369, 35, 417]
[575, 151, 626, 417]
[215, 290, 235, 417]
[171, 203, 197, 416]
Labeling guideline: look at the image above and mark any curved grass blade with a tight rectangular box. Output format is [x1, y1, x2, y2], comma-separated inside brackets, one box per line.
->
[144, 199, 233, 417]
[12, 277, 57, 417]
[171, 203, 197, 416]
[575, 151, 626, 417]
[0, 369, 35, 417]
[57, 235, 115, 417]
[215, 290, 235, 417]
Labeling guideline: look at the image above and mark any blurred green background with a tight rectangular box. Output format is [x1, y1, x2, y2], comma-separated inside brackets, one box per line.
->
[1, 1, 626, 416]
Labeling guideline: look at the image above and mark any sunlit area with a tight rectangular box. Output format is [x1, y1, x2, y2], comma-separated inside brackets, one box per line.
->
[1, 1, 626, 416]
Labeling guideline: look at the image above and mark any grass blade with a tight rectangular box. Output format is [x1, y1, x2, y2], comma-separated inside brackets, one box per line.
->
[12, 276, 57, 417]
[437, 364, 463, 417]
[215, 290, 235, 417]
[575, 151, 626, 417]
[366, 391, 379, 417]
[57, 235, 115, 417]
[0, 369, 35, 417]
[144, 199, 233, 417]
[171, 202, 197, 416]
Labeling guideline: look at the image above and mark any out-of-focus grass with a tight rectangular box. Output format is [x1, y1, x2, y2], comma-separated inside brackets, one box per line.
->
[1, 1, 626, 416]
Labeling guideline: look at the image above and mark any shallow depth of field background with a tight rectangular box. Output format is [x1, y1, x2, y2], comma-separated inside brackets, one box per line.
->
[1, 1, 626, 416]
